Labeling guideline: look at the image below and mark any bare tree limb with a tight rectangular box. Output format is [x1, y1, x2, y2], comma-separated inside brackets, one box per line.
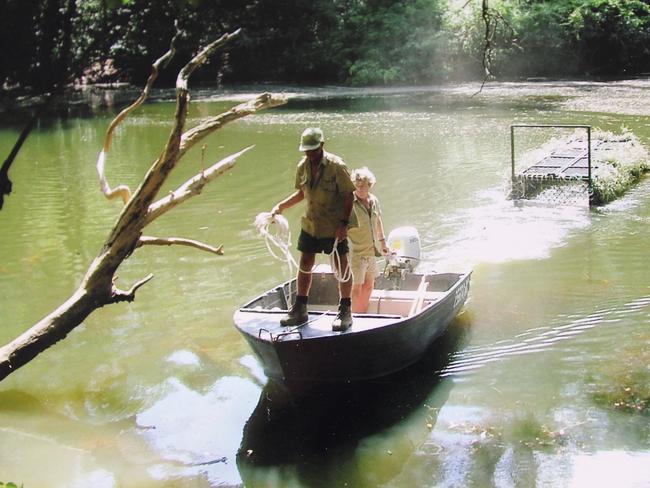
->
[96, 150, 132, 204]
[138, 236, 224, 255]
[0, 27, 288, 382]
[177, 29, 241, 92]
[179, 93, 286, 158]
[96, 28, 181, 204]
[104, 31, 179, 152]
[0, 96, 54, 210]
[111, 273, 155, 303]
[481, 0, 494, 78]
[145, 145, 254, 224]
[473, 0, 516, 96]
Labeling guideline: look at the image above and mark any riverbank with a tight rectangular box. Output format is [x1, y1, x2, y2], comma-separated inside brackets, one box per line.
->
[4, 77, 650, 120]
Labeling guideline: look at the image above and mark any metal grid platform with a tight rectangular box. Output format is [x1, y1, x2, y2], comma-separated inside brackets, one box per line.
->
[510, 124, 594, 204]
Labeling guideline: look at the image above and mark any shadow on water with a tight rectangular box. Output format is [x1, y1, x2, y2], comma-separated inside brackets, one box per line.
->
[236, 315, 471, 485]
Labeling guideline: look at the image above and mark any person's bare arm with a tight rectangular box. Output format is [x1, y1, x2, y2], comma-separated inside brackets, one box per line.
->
[271, 189, 304, 215]
[375, 214, 390, 255]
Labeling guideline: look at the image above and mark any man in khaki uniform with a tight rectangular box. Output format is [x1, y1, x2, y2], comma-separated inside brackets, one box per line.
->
[271, 128, 356, 331]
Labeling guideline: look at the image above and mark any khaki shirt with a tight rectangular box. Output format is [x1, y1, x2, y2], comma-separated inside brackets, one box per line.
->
[294, 151, 356, 238]
[348, 193, 382, 257]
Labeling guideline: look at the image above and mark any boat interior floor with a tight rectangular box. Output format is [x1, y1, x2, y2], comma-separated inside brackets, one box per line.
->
[308, 289, 447, 316]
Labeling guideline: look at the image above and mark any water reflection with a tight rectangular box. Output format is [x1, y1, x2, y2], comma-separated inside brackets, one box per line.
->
[236, 318, 470, 487]
[135, 376, 260, 486]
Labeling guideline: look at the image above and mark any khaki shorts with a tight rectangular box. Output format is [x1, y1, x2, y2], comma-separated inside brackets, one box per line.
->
[351, 255, 379, 285]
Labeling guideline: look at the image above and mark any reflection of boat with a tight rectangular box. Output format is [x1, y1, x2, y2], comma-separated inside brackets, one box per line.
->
[236, 320, 467, 472]
[233, 267, 471, 386]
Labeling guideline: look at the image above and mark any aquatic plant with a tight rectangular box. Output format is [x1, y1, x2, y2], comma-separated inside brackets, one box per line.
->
[449, 412, 567, 451]
[590, 130, 650, 205]
[506, 414, 567, 449]
[589, 341, 650, 415]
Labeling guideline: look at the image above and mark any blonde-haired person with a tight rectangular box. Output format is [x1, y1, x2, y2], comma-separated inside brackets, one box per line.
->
[348, 167, 390, 313]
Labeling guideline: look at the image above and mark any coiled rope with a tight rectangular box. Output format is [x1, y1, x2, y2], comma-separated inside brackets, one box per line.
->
[255, 212, 298, 276]
[329, 237, 353, 283]
[255, 212, 352, 283]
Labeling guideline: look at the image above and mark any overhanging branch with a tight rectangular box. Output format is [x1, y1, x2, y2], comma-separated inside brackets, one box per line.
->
[96, 28, 180, 205]
[111, 274, 155, 303]
[145, 145, 254, 224]
[177, 29, 241, 92]
[179, 93, 286, 158]
[138, 236, 224, 255]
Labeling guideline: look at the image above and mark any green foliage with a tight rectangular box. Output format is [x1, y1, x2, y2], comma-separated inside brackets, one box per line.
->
[0, 482, 24, 488]
[485, 0, 650, 78]
[494, 1, 577, 77]
[343, 0, 446, 85]
[0, 0, 75, 91]
[2, 0, 650, 90]
[566, 0, 650, 75]
[104, 0, 183, 84]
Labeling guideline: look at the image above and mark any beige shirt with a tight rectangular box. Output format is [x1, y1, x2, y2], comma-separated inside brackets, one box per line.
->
[348, 193, 382, 257]
[294, 151, 356, 238]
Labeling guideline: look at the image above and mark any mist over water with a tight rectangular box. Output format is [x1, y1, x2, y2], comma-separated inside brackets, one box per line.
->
[1, 81, 649, 487]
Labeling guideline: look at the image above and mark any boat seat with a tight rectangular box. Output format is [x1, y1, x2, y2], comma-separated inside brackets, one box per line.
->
[370, 289, 446, 301]
[369, 289, 446, 315]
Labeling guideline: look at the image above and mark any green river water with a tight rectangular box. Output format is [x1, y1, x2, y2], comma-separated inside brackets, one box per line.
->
[1, 81, 649, 487]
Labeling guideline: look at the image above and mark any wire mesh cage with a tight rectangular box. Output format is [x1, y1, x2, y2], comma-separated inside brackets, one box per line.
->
[509, 125, 649, 207]
[511, 175, 591, 206]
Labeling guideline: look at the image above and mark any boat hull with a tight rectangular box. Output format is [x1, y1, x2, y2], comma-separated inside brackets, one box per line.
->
[234, 271, 471, 385]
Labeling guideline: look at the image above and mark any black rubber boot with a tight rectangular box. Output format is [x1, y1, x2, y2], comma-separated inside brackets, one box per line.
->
[280, 302, 309, 327]
[332, 303, 352, 331]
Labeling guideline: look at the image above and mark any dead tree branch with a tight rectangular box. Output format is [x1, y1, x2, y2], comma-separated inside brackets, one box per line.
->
[145, 145, 254, 224]
[0, 29, 287, 382]
[1, 0, 77, 212]
[111, 274, 155, 303]
[0, 97, 53, 210]
[96, 29, 180, 204]
[179, 93, 284, 158]
[138, 236, 224, 255]
[474, 0, 516, 95]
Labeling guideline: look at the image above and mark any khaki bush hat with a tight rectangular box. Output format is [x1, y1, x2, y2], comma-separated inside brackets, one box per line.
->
[299, 127, 324, 151]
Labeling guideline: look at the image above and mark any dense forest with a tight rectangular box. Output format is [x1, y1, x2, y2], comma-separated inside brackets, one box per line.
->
[1, 0, 650, 95]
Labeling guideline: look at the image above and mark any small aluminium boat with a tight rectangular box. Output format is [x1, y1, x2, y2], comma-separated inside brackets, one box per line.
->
[234, 227, 471, 386]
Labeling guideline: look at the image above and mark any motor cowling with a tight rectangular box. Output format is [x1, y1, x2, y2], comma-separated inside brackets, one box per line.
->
[386, 226, 421, 272]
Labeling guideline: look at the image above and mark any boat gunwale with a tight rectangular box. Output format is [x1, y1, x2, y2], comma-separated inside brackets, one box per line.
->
[234, 270, 472, 344]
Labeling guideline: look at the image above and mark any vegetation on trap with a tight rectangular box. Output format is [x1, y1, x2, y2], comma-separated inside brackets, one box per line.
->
[589, 131, 650, 205]
[512, 130, 649, 206]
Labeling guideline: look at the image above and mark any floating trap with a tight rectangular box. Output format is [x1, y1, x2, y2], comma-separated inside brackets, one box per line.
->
[509, 124, 649, 206]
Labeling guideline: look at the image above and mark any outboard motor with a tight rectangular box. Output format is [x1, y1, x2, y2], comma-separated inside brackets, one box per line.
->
[384, 226, 421, 289]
